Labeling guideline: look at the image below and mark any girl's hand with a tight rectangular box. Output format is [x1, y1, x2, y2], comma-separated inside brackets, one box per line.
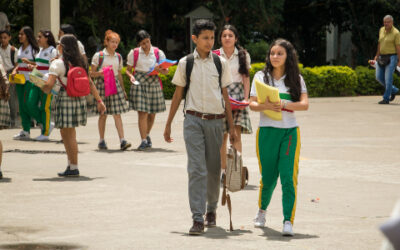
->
[97, 100, 106, 115]
[10, 70, 17, 79]
[129, 75, 135, 83]
[262, 96, 281, 112]
[21, 58, 30, 64]
[27, 64, 36, 70]
[124, 91, 128, 100]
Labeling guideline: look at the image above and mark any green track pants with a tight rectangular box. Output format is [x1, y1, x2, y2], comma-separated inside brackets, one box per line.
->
[256, 126, 301, 224]
[15, 81, 33, 132]
[27, 85, 52, 135]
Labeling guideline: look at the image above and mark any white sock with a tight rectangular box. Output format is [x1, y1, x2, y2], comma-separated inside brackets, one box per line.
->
[142, 139, 147, 143]
[259, 209, 266, 214]
[99, 139, 105, 143]
[70, 164, 78, 170]
[120, 138, 125, 143]
[0, 165, 2, 171]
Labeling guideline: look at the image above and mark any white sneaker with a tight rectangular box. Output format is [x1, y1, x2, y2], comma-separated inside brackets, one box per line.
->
[48, 122, 55, 136]
[253, 209, 266, 227]
[35, 134, 49, 141]
[282, 221, 294, 236]
[13, 130, 30, 140]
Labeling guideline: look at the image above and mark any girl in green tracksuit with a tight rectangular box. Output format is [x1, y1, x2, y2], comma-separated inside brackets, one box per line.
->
[249, 39, 309, 236]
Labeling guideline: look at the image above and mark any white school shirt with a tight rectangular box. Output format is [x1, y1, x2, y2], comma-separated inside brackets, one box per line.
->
[35, 46, 57, 75]
[126, 46, 166, 73]
[172, 49, 232, 114]
[17, 45, 37, 81]
[250, 71, 307, 128]
[0, 44, 18, 72]
[218, 47, 251, 83]
[0, 56, 9, 84]
[77, 40, 86, 55]
[48, 58, 67, 86]
[91, 48, 122, 77]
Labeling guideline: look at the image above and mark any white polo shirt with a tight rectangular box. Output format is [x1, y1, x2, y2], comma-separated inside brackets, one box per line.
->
[35, 46, 57, 75]
[91, 48, 122, 77]
[126, 46, 166, 73]
[48, 58, 67, 86]
[250, 71, 307, 128]
[0, 44, 18, 72]
[17, 45, 37, 81]
[218, 47, 251, 83]
[172, 49, 232, 114]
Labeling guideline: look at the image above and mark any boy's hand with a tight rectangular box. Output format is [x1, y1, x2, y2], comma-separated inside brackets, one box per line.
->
[164, 124, 173, 143]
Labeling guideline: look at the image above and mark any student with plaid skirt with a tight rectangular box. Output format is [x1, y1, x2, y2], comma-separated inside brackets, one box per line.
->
[90, 30, 131, 151]
[0, 60, 9, 179]
[125, 30, 168, 150]
[41, 35, 106, 177]
[216, 25, 252, 180]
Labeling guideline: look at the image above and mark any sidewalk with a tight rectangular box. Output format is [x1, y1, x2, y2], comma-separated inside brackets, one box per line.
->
[0, 96, 399, 249]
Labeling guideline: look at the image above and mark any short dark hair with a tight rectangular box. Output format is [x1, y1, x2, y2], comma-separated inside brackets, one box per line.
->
[60, 24, 76, 36]
[136, 30, 151, 44]
[192, 19, 216, 37]
[0, 30, 11, 36]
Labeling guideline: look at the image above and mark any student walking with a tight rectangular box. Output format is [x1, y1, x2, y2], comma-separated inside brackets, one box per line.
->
[249, 39, 309, 236]
[90, 30, 131, 150]
[164, 19, 236, 235]
[215, 25, 252, 181]
[27, 29, 57, 141]
[11, 26, 39, 139]
[0, 30, 18, 127]
[41, 34, 106, 177]
[125, 30, 168, 150]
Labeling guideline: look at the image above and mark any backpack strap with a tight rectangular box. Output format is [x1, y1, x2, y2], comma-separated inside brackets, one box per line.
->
[133, 48, 140, 68]
[10, 46, 16, 67]
[183, 53, 194, 115]
[98, 51, 104, 69]
[116, 52, 122, 65]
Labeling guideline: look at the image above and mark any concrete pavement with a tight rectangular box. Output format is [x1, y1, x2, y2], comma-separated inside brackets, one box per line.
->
[0, 96, 399, 249]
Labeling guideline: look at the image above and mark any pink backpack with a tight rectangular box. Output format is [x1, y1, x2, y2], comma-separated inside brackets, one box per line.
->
[103, 66, 118, 97]
[132, 47, 163, 89]
[58, 63, 91, 97]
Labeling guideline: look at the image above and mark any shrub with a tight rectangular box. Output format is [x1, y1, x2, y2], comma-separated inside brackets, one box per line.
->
[246, 41, 269, 63]
[354, 66, 382, 95]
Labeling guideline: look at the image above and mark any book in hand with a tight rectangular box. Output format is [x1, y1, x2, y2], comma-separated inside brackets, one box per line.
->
[29, 68, 45, 88]
[147, 59, 177, 76]
[229, 96, 249, 110]
[254, 79, 282, 121]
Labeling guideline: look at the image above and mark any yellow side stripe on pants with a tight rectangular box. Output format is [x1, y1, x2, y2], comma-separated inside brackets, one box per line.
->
[44, 94, 52, 136]
[290, 127, 301, 223]
[256, 128, 263, 208]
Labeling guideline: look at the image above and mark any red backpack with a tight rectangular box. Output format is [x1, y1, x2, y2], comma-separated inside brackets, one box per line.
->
[58, 64, 91, 97]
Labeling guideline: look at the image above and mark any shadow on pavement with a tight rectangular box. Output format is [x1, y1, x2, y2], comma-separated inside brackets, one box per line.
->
[171, 226, 252, 239]
[0, 243, 85, 250]
[259, 227, 319, 241]
[32, 176, 104, 182]
[131, 147, 177, 153]
[243, 184, 258, 191]
[5, 149, 66, 154]
[0, 177, 12, 183]
[94, 149, 126, 154]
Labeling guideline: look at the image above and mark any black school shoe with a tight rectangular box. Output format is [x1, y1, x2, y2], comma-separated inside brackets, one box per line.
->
[0, 171, 3, 179]
[58, 166, 79, 177]
[120, 140, 132, 151]
[378, 99, 390, 104]
[205, 212, 216, 228]
[189, 221, 204, 235]
[390, 92, 397, 101]
[146, 136, 152, 148]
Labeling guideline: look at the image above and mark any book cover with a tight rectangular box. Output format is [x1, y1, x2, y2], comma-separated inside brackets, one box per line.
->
[147, 59, 177, 76]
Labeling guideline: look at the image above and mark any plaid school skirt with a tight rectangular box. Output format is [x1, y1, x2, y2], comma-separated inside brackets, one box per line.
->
[0, 100, 10, 128]
[54, 88, 87, 128]
[129, 72, 166, 113]
[94, 78, 128, 115]
[223, 82, 252, 134]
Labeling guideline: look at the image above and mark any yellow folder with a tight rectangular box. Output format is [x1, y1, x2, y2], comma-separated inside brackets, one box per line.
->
[9, 74, 25, 84]
[255, 79, 282, 121]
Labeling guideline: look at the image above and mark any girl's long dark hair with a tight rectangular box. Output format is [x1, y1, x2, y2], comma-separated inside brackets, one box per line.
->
[263, 39, 301, 102]
[219, 25, 249, 77]
[59, 34, 86, 75]
[21, 26, 39, 53]
[39, 29, 57, 48]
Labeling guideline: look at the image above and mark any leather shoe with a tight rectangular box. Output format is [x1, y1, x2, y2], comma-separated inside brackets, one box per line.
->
[58, 166, 79, 177]
[378, 99, 389, 104]
[189, 221, 204, 235]
[205, 212, 216, 228]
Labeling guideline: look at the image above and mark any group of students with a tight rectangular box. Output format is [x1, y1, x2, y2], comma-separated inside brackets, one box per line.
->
[0, 19, 309, 237]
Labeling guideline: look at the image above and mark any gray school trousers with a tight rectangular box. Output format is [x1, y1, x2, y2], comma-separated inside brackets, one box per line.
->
[184, 113, 224, 223]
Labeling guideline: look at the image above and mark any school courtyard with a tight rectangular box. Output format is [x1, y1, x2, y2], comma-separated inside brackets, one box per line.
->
[0, 96, 399, 250]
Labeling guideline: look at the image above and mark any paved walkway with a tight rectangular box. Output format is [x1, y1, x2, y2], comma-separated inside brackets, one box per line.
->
[0, 96, 399, 249]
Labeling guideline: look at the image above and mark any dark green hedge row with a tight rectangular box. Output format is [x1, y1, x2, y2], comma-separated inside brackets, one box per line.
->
[121, 64, 396, 99]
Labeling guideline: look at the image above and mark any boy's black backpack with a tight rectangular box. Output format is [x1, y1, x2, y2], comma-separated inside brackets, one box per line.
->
[183, 52, 223, 112]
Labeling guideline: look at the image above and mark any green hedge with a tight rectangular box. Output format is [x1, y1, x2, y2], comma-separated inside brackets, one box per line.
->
[120, 64, 391, 99]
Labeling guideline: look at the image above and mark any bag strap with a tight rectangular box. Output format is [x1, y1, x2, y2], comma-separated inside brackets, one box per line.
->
[98, 51, 104, 69]
[183, 53, 194, 116]
[10, 46, 16, 67]
[57, 76, 67, 90]
[221, 176, 234, 231]
[211, 53, 224, 110]
[116, 52, 122, 65]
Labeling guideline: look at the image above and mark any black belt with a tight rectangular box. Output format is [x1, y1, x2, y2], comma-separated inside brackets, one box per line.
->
[186, 110, 225, 120]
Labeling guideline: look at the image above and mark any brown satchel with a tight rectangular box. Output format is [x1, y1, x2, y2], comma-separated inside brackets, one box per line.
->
[221, 146, 249, 231]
